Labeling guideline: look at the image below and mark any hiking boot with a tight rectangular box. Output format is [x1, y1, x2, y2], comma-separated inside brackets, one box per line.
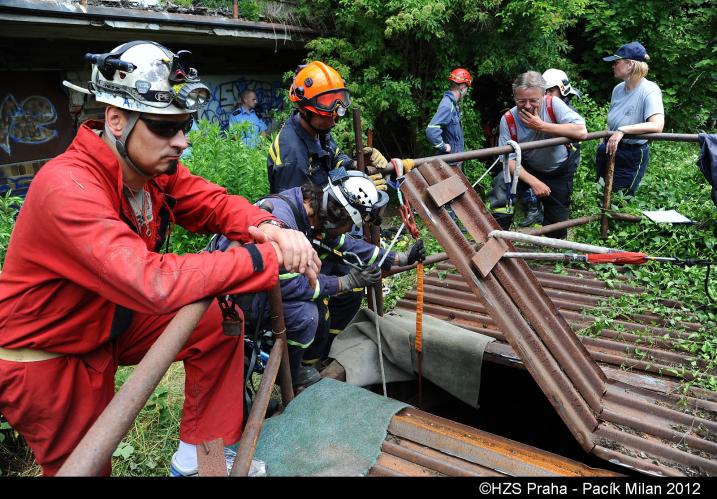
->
[520, 204, 544, 227]
[292, 365, 322, 389]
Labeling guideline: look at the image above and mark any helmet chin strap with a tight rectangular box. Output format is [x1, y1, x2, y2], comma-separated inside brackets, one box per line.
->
[105, 112, 151, 179]
[300, 109, 333, 135]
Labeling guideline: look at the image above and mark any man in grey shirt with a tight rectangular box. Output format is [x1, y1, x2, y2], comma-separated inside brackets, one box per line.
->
[496, 71, 587, 238]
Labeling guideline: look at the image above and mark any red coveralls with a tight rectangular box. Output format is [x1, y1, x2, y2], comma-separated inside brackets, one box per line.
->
[0, 121, 280, 475]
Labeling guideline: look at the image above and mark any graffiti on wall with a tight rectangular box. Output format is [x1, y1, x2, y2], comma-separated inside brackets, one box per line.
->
[0, 158, 46, 197]
[1, 94, 59, 156]
[197, 76, 285, 129]
[1, 71, 73, 197]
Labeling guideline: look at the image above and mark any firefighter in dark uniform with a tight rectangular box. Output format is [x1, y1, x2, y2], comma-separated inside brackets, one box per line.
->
[266, 61, 394, 372]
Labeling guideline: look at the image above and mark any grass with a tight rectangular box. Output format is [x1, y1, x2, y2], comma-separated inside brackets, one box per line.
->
[0, 363, 186, 477]
[109, 364, 186, 476]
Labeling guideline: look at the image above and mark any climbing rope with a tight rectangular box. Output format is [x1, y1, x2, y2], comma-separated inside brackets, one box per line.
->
[472, 156, 502, 189]
[504, 140, 522, 199]
[398, 188, 424, 407]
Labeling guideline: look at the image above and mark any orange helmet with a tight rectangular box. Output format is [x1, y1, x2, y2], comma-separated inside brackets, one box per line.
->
[289, 61, 351, 117]
[448, 68, 472, 87]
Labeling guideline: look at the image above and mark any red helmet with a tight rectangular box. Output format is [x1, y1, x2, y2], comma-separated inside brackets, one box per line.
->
[448, 68, 472, 87]
[289, 61, 351, 117]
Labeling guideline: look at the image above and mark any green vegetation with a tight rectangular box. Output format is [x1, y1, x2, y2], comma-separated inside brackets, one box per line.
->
[171, 119, 272, 254]
[294, 0, 715, 159]
[166, 0, 263, 21]
[0, 192, 22, 268]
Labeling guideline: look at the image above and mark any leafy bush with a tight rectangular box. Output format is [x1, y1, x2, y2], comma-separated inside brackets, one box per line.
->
[171, 119, 271, 254]
[577, 0, 717, 130]
[295, 0, 715, 161]
[167, 0, 263, 20]
[0, 192, 22, 269]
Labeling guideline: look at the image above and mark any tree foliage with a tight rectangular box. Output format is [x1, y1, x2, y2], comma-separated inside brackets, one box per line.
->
[295, 0, 716, 159]
[578, 0, 717, 129]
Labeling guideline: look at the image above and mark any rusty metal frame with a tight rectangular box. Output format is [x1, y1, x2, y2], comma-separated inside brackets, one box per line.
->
[399, 160, 717, 476]
[374, 408, 622, 477]
[230, 285, 293, 476]
[57, 283, 293, 476]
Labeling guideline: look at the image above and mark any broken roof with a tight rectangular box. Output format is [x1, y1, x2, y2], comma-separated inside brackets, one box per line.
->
[397, 159, 717, 477]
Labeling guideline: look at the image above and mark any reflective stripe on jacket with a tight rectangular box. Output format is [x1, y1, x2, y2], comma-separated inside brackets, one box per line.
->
[426, 91, 464, 155]
[267, 111, 353, 193]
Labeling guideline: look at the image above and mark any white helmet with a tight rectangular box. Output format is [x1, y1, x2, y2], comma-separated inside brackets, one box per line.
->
[64, 40, 210, 115]
[323, 169, 389, 227]
[62, 41, 210, 178]
[542, 68, 580, 98]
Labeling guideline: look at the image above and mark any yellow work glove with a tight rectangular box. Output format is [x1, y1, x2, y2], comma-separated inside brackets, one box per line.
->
[369, 173, 388, 191]
[389, 158, 415, 177]
[363, 147, 389, 170]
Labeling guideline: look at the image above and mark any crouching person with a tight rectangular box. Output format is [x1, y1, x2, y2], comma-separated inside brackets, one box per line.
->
[0, 41, 319, 476]
[211, 169, 425, 389]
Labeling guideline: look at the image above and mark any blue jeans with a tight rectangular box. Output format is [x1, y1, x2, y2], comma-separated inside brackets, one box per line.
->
[596, 142, 650, 196]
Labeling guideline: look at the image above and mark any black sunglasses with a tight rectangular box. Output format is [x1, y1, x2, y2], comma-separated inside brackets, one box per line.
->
[140, 116, 194, 138]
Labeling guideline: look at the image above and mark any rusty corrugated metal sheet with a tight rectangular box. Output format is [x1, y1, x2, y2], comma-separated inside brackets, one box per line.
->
[368, 408, 620, 477]
[398, 160, 717, 477]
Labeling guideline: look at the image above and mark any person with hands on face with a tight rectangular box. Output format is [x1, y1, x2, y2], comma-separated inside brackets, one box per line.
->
[497, 71, 587, 238]
[597, 42, 664, 196]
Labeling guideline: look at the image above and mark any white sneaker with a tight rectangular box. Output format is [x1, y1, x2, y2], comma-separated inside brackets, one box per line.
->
[169, 447, 241, 477]
[169, 451, 198, 477]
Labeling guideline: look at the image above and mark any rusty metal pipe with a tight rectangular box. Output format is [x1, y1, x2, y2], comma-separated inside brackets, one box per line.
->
[232, 0, 238, 19]
[522, 212, 641, 236]
[267, 285, 294, 405]
[231, 337, 286, 476]
[231, 285, 290, 476]
[385, 213, 641, 276]
[411, 131, 699, 167]
[352, 108, 366, 173]
[600, 154, 617, 238]
[57, 298, 213, 476]
[352, 108, 384, 314]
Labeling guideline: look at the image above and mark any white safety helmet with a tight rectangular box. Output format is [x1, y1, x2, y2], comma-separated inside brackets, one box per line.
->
[62, 41, 210, 178]
[64, 40, 210, 115]
[542, 68, 580, 98]
[322, 169, 389, 227]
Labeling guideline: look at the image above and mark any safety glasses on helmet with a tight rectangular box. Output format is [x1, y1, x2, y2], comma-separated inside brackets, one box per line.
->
[307, 89, 351, 116]
[139, 116, 194, 138]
